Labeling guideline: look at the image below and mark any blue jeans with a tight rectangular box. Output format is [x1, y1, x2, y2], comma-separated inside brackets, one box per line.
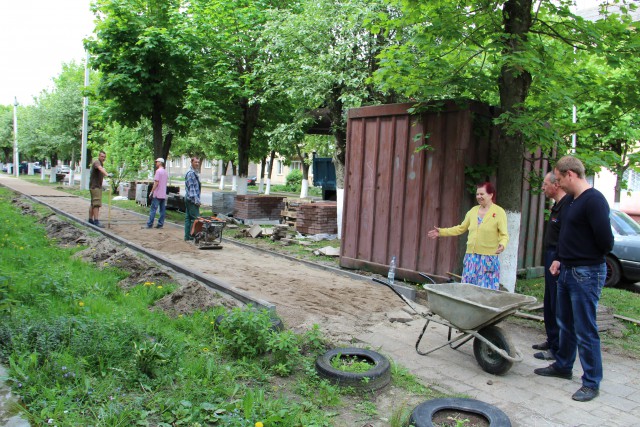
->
[147, 197, 166, 228]
[543, 248, 559, 354]
[553, 263, 605, 389]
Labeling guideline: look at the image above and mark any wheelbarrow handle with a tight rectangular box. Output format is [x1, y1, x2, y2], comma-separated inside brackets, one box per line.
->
[372, 277, 423, 315]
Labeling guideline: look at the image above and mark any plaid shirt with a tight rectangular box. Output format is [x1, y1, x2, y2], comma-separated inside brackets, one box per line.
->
[184, 167, 201, 205]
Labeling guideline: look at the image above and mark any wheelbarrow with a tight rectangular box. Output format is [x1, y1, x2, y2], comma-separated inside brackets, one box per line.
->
[190, 216, 225, 249]
[373, 276, 536, 375]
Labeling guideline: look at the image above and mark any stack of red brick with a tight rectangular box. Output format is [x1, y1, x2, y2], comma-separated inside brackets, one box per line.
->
[234, 195, 285, 220]
[296, 202, 338, 235]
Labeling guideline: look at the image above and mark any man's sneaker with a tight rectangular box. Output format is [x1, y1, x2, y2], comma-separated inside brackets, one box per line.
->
[88, 218, 95, 225]
[534, 365, 572, 380]
[534, 350, 556, 360]
[155, 225, 163, 229]
[572, 386, 599, 402]
[532, 341, 550, 350]
[93, 221, 105, 229]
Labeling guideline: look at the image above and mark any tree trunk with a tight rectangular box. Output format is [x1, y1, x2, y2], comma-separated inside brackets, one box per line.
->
[496, 0, 533, 292]
[162, 132, 173, 162]
[152, 97, 165, 160]
[237, 98, 261, 177]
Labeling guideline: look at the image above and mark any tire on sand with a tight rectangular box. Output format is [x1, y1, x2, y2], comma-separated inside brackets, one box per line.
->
[473, 325, 515, 375]
[315, 347, 391, 392]
[409, 398, 511, 427]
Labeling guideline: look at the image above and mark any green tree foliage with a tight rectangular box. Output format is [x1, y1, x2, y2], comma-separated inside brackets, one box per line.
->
[0, 105, 13, 163]
[375, 0, 639, 212]
[85, 0, 195, 161]
[187, 0, 295, 179]
[18, 62, 91, 165]
[260, 0, 401, 187]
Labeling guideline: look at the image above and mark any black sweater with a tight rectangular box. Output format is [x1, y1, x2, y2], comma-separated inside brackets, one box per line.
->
[557, 188, 614, 266]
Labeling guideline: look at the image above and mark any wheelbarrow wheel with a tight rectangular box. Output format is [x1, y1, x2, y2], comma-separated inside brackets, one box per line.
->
[473, 325, 514, 375]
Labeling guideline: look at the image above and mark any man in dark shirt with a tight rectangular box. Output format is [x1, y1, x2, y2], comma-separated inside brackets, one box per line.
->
[534, 156, 614, 402]
[532, 172, 567, 361]
[88, 151, 108, 228]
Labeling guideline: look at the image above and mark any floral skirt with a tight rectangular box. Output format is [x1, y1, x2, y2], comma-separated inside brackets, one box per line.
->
[461, 253, 500, 290]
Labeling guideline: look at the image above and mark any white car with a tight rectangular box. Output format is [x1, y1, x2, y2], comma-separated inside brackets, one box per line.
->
[58, 165, 71, 174]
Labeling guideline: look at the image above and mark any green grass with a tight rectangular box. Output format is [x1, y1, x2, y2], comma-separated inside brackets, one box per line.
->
[516, 276, 640, 356]
[0, 186, 438, 426]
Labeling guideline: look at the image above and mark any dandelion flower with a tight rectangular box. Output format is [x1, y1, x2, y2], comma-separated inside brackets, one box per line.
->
[78, 301, 85, 307]
[157, 285, 163, 289]
[255, 422, 264, 427]
[202, 347, 209, 352]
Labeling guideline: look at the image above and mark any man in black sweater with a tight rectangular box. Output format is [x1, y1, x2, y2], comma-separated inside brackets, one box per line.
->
[534, 156, 614, 402]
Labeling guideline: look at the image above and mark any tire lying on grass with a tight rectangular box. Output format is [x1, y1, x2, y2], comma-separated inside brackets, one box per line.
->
[409, 398, 511, 427]
[315, 347, 391, 392]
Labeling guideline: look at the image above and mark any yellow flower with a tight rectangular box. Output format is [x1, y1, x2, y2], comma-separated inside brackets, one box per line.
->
[202, 347, 209, 352]
[255, 422, 264, 427]
[157, 285, 163, 289]
[143, 281, 152, 286]
[78, 301, 85, 307]
[178, 314, 183, 318]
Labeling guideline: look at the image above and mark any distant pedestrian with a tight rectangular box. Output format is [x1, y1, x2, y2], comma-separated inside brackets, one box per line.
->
[88, 150, 109, 228]
[534, 155, 614, 402]
[427, 182, 508, 290]
[184, 157, 201, 241]
[532, 172, 567, 361]
[146, 158, 168, 229]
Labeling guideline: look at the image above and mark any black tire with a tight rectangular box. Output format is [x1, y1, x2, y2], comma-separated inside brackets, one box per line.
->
[605, 254, 622, 288]
[315, 347, 391, 392]
[473, 325, 514, 375]
[409, 398, 511, 427]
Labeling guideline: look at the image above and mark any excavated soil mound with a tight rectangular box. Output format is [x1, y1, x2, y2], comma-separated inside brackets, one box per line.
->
[152, 280, 240, 317]
[41, 215, 87, 246]
[73, 237, 120, 263]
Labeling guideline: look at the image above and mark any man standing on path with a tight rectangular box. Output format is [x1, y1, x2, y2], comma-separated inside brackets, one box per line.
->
[532, 172, 567, 361]
[146, 158, 168, 229]
[534, 156, 613, 402]
[184, 157, 201, 241]
[88, 150, 109, 228]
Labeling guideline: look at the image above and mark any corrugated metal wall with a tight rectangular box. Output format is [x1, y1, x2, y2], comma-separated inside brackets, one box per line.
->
[340, 101, 547, 282]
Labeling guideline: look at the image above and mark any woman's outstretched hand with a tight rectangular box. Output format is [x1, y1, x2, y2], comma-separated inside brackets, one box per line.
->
[495, 244, 505, 254]
[427, 226, 440, 239]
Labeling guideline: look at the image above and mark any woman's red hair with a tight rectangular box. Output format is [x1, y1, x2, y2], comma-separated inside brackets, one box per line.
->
[477, 182, 496, 202]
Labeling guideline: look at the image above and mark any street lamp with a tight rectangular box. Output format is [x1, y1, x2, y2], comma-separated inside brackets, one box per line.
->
[13, 97, 19, 178]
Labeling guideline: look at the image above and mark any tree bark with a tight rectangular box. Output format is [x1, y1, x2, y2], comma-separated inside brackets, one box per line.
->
[152, 96, 165, 160]
[497, 0, 533, 291]
[237, 98, 261, 177]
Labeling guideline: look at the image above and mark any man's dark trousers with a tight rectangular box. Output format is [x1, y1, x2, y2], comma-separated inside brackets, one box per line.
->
[544, 247, 560, 355]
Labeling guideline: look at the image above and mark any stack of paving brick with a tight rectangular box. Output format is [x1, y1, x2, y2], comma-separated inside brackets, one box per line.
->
[234, 195, 285, 220]
[295, 202, 338, 235]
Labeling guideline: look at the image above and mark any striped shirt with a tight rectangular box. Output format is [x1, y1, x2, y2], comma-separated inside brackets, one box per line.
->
[184, 167, 201, 205]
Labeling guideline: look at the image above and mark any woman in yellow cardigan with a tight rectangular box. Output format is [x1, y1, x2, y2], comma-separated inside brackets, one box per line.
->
[427, 182, 508, 290]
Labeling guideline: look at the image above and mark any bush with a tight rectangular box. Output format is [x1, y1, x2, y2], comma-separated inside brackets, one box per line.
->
[216, 307, 274, 358]
[285, 169, 303, 191]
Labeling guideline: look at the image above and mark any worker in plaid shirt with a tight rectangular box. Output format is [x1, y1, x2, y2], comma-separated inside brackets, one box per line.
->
[184, 157, 201, 241]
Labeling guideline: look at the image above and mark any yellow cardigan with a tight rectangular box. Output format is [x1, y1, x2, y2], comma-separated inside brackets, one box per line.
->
[438, 204, 509, 255]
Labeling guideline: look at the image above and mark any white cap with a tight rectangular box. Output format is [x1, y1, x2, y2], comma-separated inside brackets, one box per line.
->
[155, 158, 165, 164]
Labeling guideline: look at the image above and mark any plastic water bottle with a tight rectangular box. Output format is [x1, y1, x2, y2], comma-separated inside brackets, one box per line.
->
[387, 256, 396, 285]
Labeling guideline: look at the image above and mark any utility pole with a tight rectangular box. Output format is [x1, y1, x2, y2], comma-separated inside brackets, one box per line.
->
[13, 97, 19, 178]
[80, 52, 90, 190]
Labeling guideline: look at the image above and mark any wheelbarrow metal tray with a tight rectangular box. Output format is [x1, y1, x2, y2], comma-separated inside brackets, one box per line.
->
[423, 283, 536, 330]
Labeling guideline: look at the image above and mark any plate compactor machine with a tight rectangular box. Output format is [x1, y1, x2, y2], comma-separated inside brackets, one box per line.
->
[190, 216, 225, 249]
